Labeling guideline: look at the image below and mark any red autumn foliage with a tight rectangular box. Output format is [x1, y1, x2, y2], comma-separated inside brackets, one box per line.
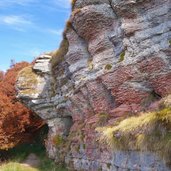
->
[0, 71, 4, 82]
[0, 62, 45, 150]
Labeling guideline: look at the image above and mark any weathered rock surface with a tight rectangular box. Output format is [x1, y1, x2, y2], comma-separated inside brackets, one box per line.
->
[16, 0, 171, 170]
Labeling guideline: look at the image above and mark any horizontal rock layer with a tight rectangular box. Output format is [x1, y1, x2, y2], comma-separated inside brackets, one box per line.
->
[16, 0, 171, 170]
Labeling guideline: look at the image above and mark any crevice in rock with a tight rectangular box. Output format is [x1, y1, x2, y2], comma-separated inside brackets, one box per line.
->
[81, 86, 96, 115]
[70, 21, 93, 61]
[100, 78, 116, 110]
[108, 0, 126, 59]
[69, 97, 87, 120]
[143, 90, 162, 108]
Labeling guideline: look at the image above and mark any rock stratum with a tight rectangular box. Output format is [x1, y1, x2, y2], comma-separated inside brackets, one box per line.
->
[16, 0, 171, 170]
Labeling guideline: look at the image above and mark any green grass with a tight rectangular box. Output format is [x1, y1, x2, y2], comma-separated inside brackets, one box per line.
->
[0, 162, 68, 171]
[0, 162, 39, 171]
[1, 143, 68, 171]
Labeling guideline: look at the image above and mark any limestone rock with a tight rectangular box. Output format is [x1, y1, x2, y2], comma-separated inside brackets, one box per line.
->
[16, 0, 171, 170]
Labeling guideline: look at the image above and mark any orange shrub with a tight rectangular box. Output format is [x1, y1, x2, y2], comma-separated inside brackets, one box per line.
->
[0, 62, 45, 150]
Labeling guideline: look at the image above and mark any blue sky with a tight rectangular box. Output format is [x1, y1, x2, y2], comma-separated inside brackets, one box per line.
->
[0, 0, 71, 71]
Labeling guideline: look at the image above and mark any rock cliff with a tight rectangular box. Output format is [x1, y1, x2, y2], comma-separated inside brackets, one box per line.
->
[16, 0, 171, 170]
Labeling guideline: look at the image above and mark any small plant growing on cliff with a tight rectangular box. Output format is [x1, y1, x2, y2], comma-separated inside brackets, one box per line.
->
[83, 144, 86, 149]
[107, 163, 111, 169]
[65, 20, 72, 31]
[88, 59, 94, 70]
[51, 38, 69, 70]
[72, 8, 81, 17]
[104, 64, 112, 70]
[52, 135, 64, 146]
[71, 0, 77, 10]
[118, 51, 125, 62]
[98, 113, 109, 126]
[169, 40, 171, 46]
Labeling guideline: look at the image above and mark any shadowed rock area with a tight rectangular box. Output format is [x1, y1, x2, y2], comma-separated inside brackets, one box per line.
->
[16, 0, 171, 170]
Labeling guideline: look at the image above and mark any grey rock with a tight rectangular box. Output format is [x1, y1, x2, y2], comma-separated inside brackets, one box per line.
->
[16, 0, 171, 170]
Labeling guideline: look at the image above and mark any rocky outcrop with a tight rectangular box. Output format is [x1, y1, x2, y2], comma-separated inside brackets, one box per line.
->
[16, 0, 171, 170]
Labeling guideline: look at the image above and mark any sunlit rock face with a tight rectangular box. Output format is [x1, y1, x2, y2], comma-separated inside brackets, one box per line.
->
[16, 0, 171, 170]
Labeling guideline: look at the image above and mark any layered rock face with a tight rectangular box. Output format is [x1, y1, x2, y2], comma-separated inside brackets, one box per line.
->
[16, 0, 171, 170]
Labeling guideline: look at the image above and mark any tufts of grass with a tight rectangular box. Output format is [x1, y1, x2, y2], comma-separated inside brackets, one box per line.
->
[98, 113, 110, 126]
[50, 38, 69, 71]
[71, 0, 77, 10]
[87, 59, 94, 71]
[72, 8, 81, 16]
[118, 51, 125, 62]
[65, 20, 72, 33]
[169, 40, 171, 46]
[50, 17, 72, 78]
[83, 144, 86, 149]
[104, 64, 112, 70]
[96, 102, 171, 164]
[52, 135, 65, 146]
